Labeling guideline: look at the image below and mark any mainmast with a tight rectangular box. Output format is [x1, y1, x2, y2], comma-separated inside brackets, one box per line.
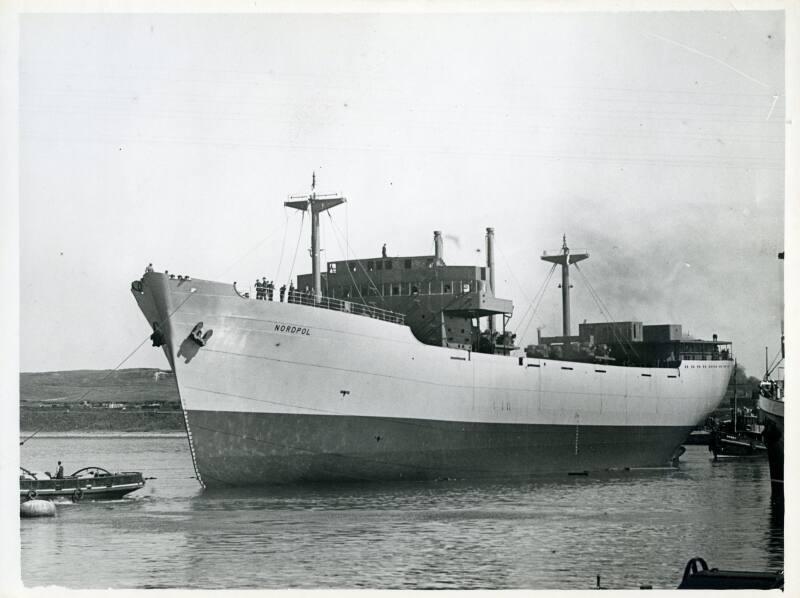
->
[285, 173, 346, 301]
[540, 235, 589, 337]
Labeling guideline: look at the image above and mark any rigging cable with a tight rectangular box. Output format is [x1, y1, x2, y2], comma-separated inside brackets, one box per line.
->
[327, 212, 386, 305]
[215, 217, 287, 280]
[574, 263, 640, 361]
[514, 266, 550, 335]
[63, 290, 200, 406]
[496, 243, 533, 312]
[19, 429, 43, 446]
[286, 211, 306, 286]
[326, 212, 372, 307]
[517, 263, 558, 345]
[766, 350, 784, 377]
[573, 264, 629, 355]
[273, 208, 290, 285]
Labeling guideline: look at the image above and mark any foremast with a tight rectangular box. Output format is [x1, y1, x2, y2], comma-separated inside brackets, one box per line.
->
[285, 173, 346, 301]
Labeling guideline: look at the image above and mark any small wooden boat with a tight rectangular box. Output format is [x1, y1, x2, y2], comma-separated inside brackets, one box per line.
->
[20, 466, 145, 502]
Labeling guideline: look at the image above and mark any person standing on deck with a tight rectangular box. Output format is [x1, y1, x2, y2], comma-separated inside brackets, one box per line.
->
[55, 461, 64, 479]
[279, 284, 286, 302]
[267, 281, 274, 301]
[382, 244, 387, 258]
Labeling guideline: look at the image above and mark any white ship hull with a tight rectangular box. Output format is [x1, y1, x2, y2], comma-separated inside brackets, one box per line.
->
[133, 273, 733, 487]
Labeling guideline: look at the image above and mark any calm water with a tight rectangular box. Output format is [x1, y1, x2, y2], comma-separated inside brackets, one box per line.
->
[19, 435, 783, 589]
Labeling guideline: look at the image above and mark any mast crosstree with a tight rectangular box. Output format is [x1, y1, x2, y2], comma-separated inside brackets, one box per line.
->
[285, 173, 346, 300]
[541, 235, 589, 337]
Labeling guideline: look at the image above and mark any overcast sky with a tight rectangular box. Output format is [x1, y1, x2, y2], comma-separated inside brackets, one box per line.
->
[15, 9, 787, 377]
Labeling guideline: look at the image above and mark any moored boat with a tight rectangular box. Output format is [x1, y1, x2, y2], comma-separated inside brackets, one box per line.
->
[20, 467, 145, 502]
[708, 429, 766, 459]
[708, 361, 766, 459]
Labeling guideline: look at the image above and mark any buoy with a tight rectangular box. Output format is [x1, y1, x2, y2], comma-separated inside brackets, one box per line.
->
[20, 499, 56, 518]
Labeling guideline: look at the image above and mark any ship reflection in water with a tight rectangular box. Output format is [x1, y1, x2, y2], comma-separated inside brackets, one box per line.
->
[20, 436, 782, 590]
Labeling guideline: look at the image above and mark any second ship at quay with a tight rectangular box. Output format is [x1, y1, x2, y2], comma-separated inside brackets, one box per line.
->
[131, 184, 733, 488]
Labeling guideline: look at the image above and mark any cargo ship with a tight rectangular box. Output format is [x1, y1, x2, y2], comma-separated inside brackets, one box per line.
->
[131, 182, 734, 487]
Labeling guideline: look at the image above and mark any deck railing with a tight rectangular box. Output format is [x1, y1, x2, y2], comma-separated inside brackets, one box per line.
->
[286, 290, 405, 325]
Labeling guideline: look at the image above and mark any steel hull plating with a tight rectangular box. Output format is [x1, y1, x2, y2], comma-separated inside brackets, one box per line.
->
[133, 273, 733, 487]
[187, 411, 694, 485]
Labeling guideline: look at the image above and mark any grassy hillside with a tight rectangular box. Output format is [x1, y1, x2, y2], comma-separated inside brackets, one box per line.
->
[20, 368, 179, 405]
[21, 407, 185, 432]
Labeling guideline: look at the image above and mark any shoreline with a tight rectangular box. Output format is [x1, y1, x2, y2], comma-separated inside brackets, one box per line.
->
[20, 407, 186, 433]
[20, 431, 187, 438]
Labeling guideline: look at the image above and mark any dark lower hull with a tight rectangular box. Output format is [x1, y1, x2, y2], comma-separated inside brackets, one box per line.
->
[186, 410, 693, 487]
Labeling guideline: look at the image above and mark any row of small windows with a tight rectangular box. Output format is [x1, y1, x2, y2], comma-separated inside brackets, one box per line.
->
[328, 258, 428, 275]
[328, 261, 488, 282]
[327, 279, 484, 299]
